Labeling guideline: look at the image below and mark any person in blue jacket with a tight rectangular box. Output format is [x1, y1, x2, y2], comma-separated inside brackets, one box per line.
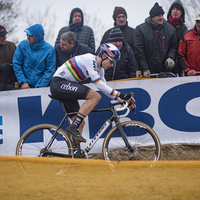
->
[13, 24, 56, 89]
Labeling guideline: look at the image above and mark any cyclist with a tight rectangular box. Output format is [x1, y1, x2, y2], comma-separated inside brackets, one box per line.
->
[50, 43, 135, 142]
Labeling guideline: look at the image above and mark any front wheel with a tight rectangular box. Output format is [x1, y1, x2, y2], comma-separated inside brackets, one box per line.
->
[102, 121, 161, 163]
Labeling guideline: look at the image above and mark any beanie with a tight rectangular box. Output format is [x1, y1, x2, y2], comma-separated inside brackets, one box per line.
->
[112, 6, 127, 21]
[109, 27, 124, 42]
[149, 2, 165, 18]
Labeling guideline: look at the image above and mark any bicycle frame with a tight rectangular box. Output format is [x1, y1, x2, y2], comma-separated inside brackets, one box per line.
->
[42, 99, 132, 157]
[85, 104, 132, 153]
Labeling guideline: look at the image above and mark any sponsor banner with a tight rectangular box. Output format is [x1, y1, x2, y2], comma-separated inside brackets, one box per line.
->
[0, 76, 200, 155]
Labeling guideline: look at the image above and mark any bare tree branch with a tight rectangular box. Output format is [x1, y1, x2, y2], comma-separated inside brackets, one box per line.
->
[0, 0, 21, 34]
[83, 8, 105, 49]
[21, 5, 56, 44]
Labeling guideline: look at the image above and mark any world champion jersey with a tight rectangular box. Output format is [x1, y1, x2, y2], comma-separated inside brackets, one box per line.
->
[53, 53, 119, 100]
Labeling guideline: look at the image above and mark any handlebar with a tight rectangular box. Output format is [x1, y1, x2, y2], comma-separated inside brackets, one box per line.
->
[111, 91, 136, 118]
[114, 100, 130, 118]
[115, 100, 128, 111]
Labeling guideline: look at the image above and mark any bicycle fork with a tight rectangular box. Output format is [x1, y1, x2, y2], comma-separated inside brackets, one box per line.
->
[115, 121, 134, 152]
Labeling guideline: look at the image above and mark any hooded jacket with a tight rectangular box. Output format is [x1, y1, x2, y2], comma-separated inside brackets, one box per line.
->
[134, 17, 177, 74]
[167, 0, 188, 42]
[54, 8, 95, 53]
[167, 0, 188, 75]
[13, 24, 56, 88]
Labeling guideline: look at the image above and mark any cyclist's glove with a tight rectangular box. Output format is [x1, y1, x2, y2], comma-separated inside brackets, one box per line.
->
[119, 93, 132, 101]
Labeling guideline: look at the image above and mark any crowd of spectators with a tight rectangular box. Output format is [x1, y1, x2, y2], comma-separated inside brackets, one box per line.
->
[0, 1, 199, 92]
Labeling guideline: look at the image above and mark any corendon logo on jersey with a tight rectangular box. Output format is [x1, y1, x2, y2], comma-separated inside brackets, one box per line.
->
[60, 83, 78, 92]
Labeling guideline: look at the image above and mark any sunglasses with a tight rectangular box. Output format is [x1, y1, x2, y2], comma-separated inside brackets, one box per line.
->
[106, 55, 116, 65]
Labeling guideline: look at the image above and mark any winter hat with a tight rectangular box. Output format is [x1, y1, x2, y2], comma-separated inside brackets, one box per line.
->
[109, 27, 124, 42]
[25, 24, 44, 43]
[149, 2, 165, 18]
[112, 6, 127, 21]
[0, 25, 8, 36]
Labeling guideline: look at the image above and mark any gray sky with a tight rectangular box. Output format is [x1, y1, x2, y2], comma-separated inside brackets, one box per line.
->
[17, 0, 162, 46]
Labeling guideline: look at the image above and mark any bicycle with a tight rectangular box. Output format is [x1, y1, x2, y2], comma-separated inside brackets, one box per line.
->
[16, 94, 161, 172]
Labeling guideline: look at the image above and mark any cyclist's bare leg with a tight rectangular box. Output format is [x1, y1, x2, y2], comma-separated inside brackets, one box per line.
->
[79, 90, 101, 116]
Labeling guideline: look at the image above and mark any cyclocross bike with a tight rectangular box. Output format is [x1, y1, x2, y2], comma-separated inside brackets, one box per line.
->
[16, 94, 161, 166]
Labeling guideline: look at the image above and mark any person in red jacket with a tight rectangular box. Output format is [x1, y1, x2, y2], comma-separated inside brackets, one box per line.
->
[178, 11, 200, 76]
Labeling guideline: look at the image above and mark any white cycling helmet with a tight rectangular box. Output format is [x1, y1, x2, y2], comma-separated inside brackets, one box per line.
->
[100, 43, 121, 61]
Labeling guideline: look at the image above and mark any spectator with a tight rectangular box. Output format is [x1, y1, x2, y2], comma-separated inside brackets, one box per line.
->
[97, 27, 138, 81]
[100, 6, 135, 52]
[13, 24, 56, 89]
[134, 2, 177, 78]
[55, 31, 92, 69]
[55, 7, 95, 53]
[167, 0, 188, 76]
[0, 25, 17, 91]
[178, 11, 200, 76]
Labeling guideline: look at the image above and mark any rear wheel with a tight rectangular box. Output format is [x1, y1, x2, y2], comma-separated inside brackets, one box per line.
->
[16, 124, 73, 174]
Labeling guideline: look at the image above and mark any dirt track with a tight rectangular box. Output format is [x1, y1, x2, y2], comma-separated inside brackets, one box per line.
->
[160, 144, 200, 160]
[89, 144, 200, 160]
[1, 144, 200, 200]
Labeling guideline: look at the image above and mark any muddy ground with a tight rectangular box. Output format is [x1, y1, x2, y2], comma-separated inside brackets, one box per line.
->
[89, 144, 200, 160]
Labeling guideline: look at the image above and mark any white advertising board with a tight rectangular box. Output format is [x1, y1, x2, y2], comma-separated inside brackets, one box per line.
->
[0, 76, 200, 155]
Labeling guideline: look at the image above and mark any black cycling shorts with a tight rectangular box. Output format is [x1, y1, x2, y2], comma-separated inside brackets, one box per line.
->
[50, 77, 91, 114]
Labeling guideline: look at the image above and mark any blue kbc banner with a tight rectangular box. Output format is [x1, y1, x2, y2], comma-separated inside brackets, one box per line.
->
[0, 76, 200, 155]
